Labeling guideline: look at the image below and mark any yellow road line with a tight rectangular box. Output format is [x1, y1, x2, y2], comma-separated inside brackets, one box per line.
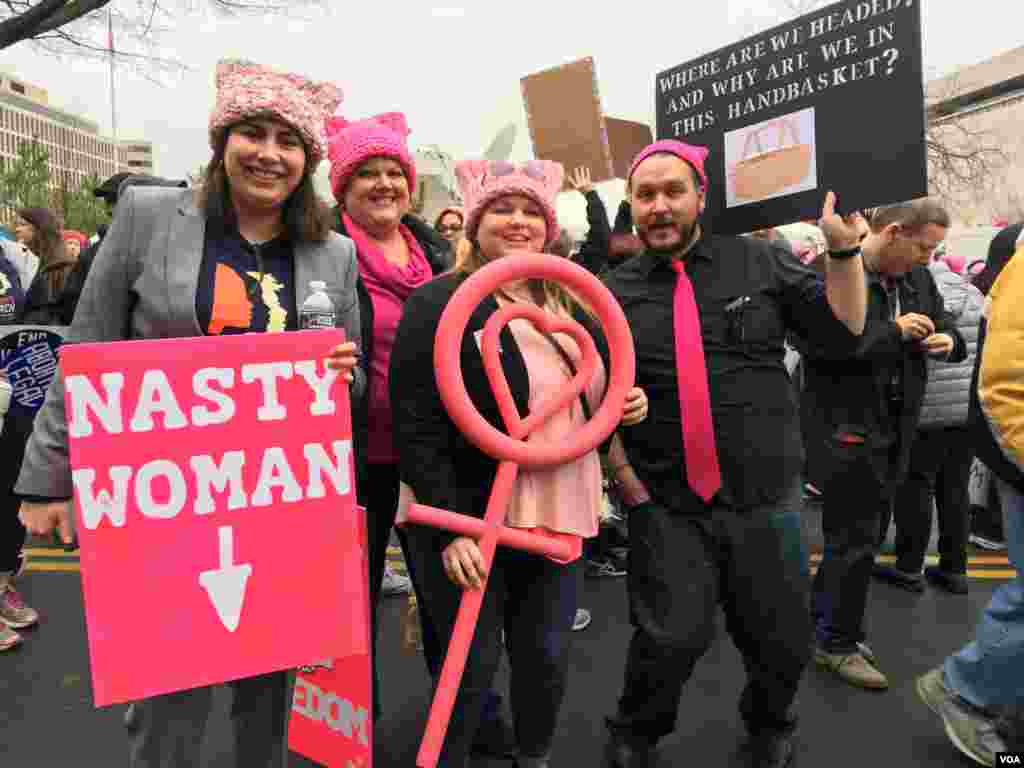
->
[809, 553, 1009, 566]
[807, 566, 1015, 580]
[23, 548, 80, 558]
[25, 562, 81, 572]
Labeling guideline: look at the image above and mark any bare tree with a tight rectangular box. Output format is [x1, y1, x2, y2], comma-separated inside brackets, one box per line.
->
[0, 1, 325, 74]
[924, 70, 1015, 217]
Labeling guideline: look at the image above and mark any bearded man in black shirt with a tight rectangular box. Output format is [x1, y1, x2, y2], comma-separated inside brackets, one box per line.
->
[601, 140, 868, 768]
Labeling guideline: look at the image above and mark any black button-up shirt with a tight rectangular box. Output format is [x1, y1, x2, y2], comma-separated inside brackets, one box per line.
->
[604, 233, 859, 513]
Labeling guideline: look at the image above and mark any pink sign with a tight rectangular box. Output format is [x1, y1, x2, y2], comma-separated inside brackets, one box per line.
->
[290, 654, 372, 766]
[61, 330, 367, 707]
[288, 504, 372, 768]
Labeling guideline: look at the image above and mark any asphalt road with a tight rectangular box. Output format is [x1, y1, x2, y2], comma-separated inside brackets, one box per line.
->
[1, 523, 1011, 767]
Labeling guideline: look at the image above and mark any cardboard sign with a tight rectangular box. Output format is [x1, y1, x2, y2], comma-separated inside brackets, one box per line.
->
[604, 118, 655, 181]
[0, 326, 67, 416]
[61, 330, 365, 707]
[655, 0, 926, 234]
[522, 57, 615, 186]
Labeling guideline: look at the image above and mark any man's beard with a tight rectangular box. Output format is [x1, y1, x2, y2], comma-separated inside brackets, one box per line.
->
[638, 216, 699, 256]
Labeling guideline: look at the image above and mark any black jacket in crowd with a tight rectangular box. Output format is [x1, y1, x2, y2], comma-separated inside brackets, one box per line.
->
[798, 264, 967, 491]
[389, 272, 611, 551]
[22, 265, 76, 326]
[332, 210, 452, 504]
[571, 190, 611, 276]
[58, 236, 103, 325]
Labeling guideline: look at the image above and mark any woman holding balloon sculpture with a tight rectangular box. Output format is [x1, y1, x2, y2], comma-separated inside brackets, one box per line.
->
[390, 158, 648, 768]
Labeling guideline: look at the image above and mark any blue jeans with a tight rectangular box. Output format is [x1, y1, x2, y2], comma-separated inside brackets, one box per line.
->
[945, 477, 1024, 710]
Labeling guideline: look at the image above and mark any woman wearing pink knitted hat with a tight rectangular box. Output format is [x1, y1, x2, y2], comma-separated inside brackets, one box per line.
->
[15, 59, 361, 768]
[321, 111, 509, 748]
[390, 159, 648, 768]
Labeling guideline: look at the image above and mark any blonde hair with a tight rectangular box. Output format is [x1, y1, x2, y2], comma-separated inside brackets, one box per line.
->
[450, 236, 593, 317]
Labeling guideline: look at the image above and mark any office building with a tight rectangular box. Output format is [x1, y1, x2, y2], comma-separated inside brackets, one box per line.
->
[0, 71, 155, 224]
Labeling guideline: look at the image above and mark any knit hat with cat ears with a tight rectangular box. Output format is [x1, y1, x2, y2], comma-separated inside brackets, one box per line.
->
[325, 112, 416, 199]
[455, 159, 564, 246]
[209, 59, 343, 167]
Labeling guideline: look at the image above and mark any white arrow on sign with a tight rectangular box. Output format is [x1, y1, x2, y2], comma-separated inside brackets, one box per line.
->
[198, 526, 252, 633]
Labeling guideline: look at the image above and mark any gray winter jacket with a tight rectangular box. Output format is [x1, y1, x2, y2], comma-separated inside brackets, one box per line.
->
[916, 260, 985, 430]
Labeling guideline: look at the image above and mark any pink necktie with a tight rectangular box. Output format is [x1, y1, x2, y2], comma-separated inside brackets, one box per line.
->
[671, 259, 721, 502]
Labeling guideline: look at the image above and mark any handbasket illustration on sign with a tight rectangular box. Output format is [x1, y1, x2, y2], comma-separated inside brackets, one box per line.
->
[730, 113, 814, 202]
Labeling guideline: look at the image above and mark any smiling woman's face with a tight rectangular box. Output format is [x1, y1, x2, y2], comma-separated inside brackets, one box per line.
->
[343, 157, 410, 235]
[476, 194, 547, 261]
[223, 117, 307, 213]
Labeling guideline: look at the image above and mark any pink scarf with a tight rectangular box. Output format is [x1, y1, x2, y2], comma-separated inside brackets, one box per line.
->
[342, 212, 431, 299]
[342, 211, 431, 464]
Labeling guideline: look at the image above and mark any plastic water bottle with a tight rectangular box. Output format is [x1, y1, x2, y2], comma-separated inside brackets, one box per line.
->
[299, 280, 335, 329]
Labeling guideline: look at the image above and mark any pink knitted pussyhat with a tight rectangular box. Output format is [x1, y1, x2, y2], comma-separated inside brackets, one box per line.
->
[208, 59, 343, 167]
[326, 113, 416, 199]
[456, 159, 564, 246]
[628, 139, 709, 189]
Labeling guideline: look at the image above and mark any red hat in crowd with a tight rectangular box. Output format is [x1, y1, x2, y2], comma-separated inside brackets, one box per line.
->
[62, 230, 88, 247]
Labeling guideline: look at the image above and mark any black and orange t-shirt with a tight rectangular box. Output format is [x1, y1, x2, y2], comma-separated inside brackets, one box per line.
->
[195, 222, 298, 335]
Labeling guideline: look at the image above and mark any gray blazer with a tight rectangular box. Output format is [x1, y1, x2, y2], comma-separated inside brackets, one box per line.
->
[16, 186, 364, 499]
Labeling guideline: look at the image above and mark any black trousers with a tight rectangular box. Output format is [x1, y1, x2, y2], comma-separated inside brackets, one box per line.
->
[128, 671, 294, 767]
[971, 464, 1005, 542]
[403, 526, 580, 766]
[892, 427, 972, 574]
[362, 462, 439, 720]
[812, 428, 899, 652]
[0, 407, 34, 573]
[362, 463, 503, 728]
[608, 485, 810, 746]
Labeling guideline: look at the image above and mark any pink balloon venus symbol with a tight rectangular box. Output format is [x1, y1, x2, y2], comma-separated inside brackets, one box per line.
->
[404, 252, 636, 768]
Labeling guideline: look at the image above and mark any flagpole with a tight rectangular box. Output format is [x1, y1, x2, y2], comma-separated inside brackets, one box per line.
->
[108, 8, 118, 173]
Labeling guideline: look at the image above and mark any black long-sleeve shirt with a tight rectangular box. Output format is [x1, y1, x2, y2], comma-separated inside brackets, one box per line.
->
[604, 233, 860, 513]
[572, 190, 612, 276]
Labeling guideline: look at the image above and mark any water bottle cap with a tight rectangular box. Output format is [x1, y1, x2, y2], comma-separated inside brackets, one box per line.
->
[309, 280, 327, 292]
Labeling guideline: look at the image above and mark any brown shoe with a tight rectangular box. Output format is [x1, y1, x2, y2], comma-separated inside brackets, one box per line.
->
[815, 647, 889, 689]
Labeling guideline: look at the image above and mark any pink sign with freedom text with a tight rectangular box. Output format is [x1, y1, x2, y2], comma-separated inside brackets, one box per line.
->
[61, 330, 368, 707]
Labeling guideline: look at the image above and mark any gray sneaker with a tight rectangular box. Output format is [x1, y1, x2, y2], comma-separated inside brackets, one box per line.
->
[572, 608, 592, 632]
[0, 585, 39, 629]
[917, 667, 1007, 766]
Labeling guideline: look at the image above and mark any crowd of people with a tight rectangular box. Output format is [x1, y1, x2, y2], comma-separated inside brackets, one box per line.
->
[1, 56, 1022, 768]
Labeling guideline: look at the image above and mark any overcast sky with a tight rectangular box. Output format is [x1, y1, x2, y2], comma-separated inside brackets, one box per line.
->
[0, 0, 1019, 232]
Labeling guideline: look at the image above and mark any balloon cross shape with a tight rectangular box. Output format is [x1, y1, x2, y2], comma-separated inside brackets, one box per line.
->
[404, 253, 636, 768]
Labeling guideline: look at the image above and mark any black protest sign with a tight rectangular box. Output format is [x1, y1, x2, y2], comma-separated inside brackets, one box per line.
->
[654, 0, 925, 235]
